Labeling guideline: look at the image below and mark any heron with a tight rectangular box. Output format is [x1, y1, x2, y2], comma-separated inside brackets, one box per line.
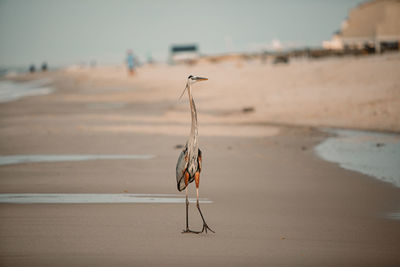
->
[176, 75, 215, 234]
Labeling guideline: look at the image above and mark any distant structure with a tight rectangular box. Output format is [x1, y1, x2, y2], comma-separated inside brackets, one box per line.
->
[29, 64, 35, 73]
[169, 44, 199, 64]
[41, 62, 48, 72]
[323, 0, 400, 53]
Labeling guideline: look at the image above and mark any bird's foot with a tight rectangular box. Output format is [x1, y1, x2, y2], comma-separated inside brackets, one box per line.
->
[182, 228, 201, 234]
[200, 223, 215, 234]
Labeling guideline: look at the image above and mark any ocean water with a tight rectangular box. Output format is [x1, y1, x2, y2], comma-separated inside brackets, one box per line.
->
[0, 193, 212, 204]
[0, 154, 155, 166]
[0, 67, 27, 78]
[315, 128, 400, 188]
[0, 78, 53, 103]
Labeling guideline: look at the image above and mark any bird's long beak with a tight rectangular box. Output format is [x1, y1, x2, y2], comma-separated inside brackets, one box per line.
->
[193, 76, 208, 81]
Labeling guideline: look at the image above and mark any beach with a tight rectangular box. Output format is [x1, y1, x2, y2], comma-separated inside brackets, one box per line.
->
[1, 54, 400, 266]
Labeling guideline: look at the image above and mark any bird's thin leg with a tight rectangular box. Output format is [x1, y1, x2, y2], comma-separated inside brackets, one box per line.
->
[185, 187, 189, 230]
[182, 172, 199, 234]
[195, 172, 215, 233]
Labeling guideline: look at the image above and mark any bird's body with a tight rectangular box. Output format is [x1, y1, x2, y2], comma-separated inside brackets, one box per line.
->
[176, 144, 201, 191]
[176, 75, 214, 234]
[176, 95, 200, 191]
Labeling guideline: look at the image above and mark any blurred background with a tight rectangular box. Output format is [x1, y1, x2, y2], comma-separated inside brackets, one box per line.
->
[0, 0, 382, 68]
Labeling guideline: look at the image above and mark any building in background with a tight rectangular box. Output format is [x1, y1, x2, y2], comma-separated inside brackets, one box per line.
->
[169, 44, 199, 64]
[323, 0, 400, 52]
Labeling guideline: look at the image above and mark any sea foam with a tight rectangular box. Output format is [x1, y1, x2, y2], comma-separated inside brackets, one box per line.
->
[315, 128, 400, 188]
[0, 78, 53, 103]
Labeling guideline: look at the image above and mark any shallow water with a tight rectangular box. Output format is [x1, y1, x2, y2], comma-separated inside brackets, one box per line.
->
[0, 79, 53, 103]
[0, 193, 212, 204]
[0, 154, 155, 166]
[386, 212, 400, 220]
[315, 128, 400, 188]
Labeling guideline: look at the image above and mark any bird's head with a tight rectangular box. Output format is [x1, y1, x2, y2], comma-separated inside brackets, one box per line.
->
[179, 75, 208, 99]
[187, 75, 208, 83]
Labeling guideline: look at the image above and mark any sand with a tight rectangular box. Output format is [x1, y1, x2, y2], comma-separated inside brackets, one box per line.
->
[62, 52, 400, 133]
[0, 54, 400, 266]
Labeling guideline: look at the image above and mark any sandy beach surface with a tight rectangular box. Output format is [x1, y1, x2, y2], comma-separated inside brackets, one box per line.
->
[1, 54, 400, 266]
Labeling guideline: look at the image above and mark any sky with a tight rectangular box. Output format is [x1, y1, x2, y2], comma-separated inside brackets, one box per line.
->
[0, 0, 366, 67]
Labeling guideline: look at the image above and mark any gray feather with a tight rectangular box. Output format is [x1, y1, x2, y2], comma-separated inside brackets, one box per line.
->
[176, 146, 188, 191]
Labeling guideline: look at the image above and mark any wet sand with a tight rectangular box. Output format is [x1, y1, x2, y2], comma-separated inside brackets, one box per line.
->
[1, 56, 400, 266]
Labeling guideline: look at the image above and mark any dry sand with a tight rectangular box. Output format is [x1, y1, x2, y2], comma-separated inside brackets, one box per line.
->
[62, 52, 400, 133]
[0, 54, 400, 266]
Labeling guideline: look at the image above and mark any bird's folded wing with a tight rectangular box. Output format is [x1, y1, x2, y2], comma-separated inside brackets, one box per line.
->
[176, 148, 188, 191]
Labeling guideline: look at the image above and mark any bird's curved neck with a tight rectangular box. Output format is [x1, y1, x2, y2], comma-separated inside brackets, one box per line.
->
[187, 83, 198, 141]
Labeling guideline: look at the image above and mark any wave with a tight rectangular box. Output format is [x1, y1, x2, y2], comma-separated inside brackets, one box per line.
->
[0, 78, 54, 103]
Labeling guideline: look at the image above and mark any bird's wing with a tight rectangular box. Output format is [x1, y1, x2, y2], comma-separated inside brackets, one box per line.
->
[176, 147, 188, 191]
